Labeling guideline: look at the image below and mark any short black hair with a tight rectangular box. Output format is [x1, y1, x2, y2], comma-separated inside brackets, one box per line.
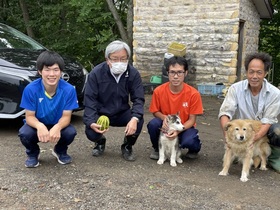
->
[166, 56, 188, 72]
[244, 52, 272, 72]
[36, 50, 65, 71]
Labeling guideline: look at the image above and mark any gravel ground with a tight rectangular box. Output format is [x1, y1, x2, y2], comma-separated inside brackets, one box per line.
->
[0, 95, 280, 210]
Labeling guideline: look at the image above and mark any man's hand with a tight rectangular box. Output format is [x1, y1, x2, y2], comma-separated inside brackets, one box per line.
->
[125, 118, 137, 136]
[165, 129, 179, 140]
[162, 116, 168, 131]
[249, 133, 260, 148]
[49, 125, 62, 143]
[37, 123, 50, 143]
[90, 123, 108, 134]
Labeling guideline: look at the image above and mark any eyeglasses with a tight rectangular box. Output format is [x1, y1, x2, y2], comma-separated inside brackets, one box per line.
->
[109, 57, 128, 63]
[168, 71, 185, 77]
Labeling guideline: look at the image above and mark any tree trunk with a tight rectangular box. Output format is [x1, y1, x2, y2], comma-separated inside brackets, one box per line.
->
[19, 0, 34, 38]
[105, 0, 128, 43]
[126, 0, 133, 49]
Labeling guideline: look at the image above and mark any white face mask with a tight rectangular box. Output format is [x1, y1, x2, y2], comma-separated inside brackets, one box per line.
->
[110, 62, 128, 75]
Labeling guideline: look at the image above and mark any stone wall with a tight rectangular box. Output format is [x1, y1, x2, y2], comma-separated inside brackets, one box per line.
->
[133, 0, 261, 85]
[238, 0, 261, 80]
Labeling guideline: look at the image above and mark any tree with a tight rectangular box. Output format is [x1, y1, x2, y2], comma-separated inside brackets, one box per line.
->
[3, 0, 278, 79]
[105, 0, 133, 61]
[259, 0, 280, 86]
[0, 0, 131, 70]
[19, 0, 34, 38]
[106, 0, 128, 43]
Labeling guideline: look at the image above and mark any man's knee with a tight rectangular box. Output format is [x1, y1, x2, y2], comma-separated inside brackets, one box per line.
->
[85, 126, 101, 142]
[63, 125, 77, 139]
[180, 137, 201, 152]
[147, 118, 162, 130]
[18, 124, 37, 142]
[268, 124, 280, 147]
[180, 129, 201, 152]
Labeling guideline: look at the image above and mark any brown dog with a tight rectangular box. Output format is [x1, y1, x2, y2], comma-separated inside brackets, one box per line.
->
[219, 119, 271, 182]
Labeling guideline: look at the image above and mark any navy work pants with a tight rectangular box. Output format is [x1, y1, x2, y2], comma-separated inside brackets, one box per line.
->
[18, 123, 76, 157]
[85, 109, 144, 142]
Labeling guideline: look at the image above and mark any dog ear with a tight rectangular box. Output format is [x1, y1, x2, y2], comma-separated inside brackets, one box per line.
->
[167, 114, 171, 121]
[224, 122, 232, 131]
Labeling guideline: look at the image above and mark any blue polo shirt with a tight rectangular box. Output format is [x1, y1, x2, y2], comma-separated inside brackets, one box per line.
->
[20, 78, 78, 125]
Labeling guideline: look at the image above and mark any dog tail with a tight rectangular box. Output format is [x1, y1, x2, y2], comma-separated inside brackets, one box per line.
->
[253, 156, 261, 168]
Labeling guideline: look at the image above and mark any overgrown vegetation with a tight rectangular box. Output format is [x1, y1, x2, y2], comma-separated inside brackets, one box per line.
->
[259, 0, 280, 86]
[0, 0, 279, 85]
[0, 0, 131, 71]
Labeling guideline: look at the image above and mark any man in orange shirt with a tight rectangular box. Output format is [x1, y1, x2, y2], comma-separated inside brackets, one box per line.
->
[147, 56, 203, 160]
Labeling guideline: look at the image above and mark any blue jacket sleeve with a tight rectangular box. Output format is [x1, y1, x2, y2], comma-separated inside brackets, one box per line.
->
[128, 67, 145, 120]
[83, 69, 100, 127]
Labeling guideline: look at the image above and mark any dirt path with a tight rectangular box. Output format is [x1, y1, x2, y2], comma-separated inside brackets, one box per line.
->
[0, 95, 279, 210]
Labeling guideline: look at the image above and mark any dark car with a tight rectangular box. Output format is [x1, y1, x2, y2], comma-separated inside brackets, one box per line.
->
[0, 23, 88, 119]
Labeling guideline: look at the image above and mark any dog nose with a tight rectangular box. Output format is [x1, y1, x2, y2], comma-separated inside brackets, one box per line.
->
[240, 136, 244, 140]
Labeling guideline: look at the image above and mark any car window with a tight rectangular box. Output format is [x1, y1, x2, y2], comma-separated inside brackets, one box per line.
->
[0, 24, 44, 50]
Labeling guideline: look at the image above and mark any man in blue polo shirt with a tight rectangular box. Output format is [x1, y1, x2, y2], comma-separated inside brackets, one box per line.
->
[18, 50, 79, 168]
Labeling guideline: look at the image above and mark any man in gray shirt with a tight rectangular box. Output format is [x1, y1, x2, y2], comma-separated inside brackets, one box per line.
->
[219, 52, 280, 172]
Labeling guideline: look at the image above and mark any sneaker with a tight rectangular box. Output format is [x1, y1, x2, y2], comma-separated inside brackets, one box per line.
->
[121, 145, 136, 161]
[150, 149, 159, 160]
[25, 155, 39, 168]
[185, 151, 199, 159]
[52, 150, 72, 165]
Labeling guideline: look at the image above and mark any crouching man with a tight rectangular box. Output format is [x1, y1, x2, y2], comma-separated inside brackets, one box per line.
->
[83, 40, 145, 161]
[18, 50, 78, 168]
[219, 52, 280, 172]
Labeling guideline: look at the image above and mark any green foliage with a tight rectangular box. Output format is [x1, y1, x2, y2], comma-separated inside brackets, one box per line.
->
[31, 0, 119, 70]
[259, 1, 280, 86]
[0, 0, 125, 71]
[1, 0, 279, 81]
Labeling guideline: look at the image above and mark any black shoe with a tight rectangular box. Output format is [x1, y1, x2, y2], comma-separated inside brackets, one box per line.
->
[92, 144, 105, 156]
[121, 145, 136, 161]
[150, 149, 159, 160]
[92, 137, 106, 156]
[185, 151, 199, 159]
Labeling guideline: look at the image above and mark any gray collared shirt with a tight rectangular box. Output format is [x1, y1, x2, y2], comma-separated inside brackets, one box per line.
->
[218, 79, 280, 124]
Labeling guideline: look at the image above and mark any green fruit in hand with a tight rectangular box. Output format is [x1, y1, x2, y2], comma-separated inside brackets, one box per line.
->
[97, 115, 110, 131]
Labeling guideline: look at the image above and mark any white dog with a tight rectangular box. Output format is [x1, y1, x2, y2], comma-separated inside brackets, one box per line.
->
[157, 114, 185, 167]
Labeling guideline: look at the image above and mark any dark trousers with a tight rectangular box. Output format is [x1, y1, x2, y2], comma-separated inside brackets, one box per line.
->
[18, 123, 76, 157]
[268, 123, 280, 147]
[147, 117, 201, 153]
[85, 109, 144, 142]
